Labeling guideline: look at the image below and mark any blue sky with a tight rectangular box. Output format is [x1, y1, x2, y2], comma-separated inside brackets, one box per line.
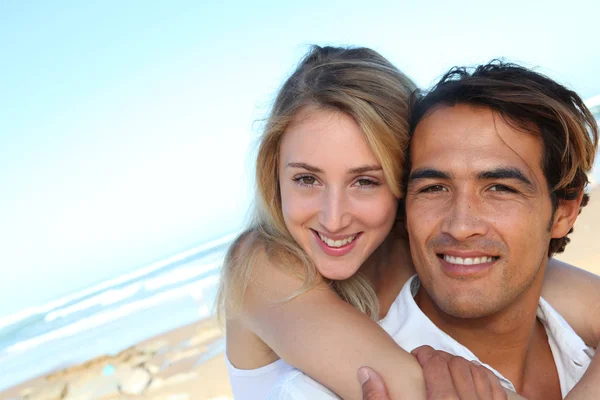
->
[1, 0, 599, 319]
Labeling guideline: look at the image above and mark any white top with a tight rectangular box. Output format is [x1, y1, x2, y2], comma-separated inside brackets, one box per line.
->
[226, 356, 298, 400]
[267, 275, 595, 399]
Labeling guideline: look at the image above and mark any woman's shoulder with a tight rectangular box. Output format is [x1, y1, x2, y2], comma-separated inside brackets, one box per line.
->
[228, 229, 285, 264]
[228, 228, 311, 278]
[222, 227, 319, 322]
[227, 229, 266, 259]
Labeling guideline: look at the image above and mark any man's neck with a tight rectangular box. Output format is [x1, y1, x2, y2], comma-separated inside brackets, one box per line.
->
[415, 272, 558, 395]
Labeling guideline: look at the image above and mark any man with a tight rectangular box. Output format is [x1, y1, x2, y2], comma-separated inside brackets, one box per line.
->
[274, 61, 599, 399]
[366, 62, 598, 399]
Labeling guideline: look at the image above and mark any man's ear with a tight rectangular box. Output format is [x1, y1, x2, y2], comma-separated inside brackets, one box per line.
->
[550, 191, 585, 238]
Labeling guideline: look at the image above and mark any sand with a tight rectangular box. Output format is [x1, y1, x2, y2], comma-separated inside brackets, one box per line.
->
[0, 318, 233, 400]
[1, 187, 598, 400]
[555, 186, 600, 275]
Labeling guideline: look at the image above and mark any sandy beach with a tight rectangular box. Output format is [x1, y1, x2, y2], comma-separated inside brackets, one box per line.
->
[0, 318, 232, 400]
[555, 185, 600, 275]
[1, 186, 598, 400]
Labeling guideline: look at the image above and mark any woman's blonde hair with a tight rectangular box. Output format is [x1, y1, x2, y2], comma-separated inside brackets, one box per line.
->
[217, 45, 417, 321]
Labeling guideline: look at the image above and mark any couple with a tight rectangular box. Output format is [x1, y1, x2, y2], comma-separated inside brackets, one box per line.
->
[218, 45, 600, 399]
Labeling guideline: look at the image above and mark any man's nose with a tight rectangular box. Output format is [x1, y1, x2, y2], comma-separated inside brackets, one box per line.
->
[440, 191, 488, 241]
[319, 187, 352, 233]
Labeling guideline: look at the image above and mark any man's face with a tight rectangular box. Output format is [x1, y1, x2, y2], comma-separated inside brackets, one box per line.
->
[405, 104, 569, 318]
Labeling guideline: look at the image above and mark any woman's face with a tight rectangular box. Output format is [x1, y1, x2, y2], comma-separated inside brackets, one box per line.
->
[278, 107, 398, 280]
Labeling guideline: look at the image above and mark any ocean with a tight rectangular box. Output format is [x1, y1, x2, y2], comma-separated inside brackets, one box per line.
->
[0, 233, 235, 393]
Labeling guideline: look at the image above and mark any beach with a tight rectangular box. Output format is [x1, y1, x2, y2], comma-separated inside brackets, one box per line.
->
[0, 318, 232, 400]
[555, 185, 600, 275]
[1, 186, 598, 400]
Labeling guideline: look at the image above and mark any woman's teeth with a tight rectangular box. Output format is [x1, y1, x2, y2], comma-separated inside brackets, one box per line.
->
[443, 255, 495, 265]
[318, 233, 357, 248]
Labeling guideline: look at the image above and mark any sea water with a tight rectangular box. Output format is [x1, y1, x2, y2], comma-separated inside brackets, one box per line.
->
[0, 233, 235, 392]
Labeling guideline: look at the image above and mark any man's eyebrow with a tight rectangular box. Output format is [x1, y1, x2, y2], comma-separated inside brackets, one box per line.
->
[477, 168, 533, 187]
[408, 168, 452, 182]
[286, 162, 323, 173]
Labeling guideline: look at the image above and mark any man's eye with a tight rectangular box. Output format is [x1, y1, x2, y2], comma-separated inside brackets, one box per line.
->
[421, 185, 447, 193]
[489, 185, 516, 193]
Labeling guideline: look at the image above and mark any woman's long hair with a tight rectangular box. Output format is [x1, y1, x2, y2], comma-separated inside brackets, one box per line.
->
[217, 45, 416, 321]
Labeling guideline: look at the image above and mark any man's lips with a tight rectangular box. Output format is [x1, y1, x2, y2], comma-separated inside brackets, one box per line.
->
[437, 253, 499, 265]
[436, 252, 499, 277]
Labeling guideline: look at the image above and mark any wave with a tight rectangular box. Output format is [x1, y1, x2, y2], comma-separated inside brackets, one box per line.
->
[0, 233, 235, 332]
[0, 233, 233, 391]
[3, 275, 219, 355]
[0, 233, 233, 356]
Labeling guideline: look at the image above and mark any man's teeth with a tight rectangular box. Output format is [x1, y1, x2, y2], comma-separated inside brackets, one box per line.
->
[443, 255, 495, 265]
[318, 233, 357, 248]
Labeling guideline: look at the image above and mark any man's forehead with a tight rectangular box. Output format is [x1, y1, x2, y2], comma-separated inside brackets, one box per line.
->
[410, 104, 545, 179]
[408, 104, 549, 192]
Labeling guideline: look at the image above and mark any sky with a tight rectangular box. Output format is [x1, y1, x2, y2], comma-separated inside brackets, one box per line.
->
[1, 0, 599, 319]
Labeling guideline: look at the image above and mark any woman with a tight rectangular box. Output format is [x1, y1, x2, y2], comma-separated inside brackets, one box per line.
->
[217, 45, 600, 399]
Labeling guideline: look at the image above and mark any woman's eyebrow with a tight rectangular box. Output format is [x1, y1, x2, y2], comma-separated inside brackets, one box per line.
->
[348, 165, 383, 174]
[286, 163, 382, 175]
[286, 162, 323, 173]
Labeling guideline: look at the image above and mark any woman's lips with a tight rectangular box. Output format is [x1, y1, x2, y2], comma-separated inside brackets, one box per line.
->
[312, 230, 362, 257]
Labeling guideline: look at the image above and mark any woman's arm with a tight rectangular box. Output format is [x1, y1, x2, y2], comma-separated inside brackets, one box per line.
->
[544, 258, 600, 399]
[565, 353, 600, 400]
[233, 243, 426, 400]
[543, 258, 600, 347]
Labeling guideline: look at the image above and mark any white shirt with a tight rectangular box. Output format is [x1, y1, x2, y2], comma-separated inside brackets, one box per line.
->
[267, 275, 595, 399]
[226, 356, 298, 400]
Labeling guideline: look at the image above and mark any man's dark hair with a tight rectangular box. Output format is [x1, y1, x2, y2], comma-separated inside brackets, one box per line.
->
[409, 60, 598, 255]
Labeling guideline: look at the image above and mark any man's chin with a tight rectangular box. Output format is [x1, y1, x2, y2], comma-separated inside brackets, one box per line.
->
[436, 295, 503, 319]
